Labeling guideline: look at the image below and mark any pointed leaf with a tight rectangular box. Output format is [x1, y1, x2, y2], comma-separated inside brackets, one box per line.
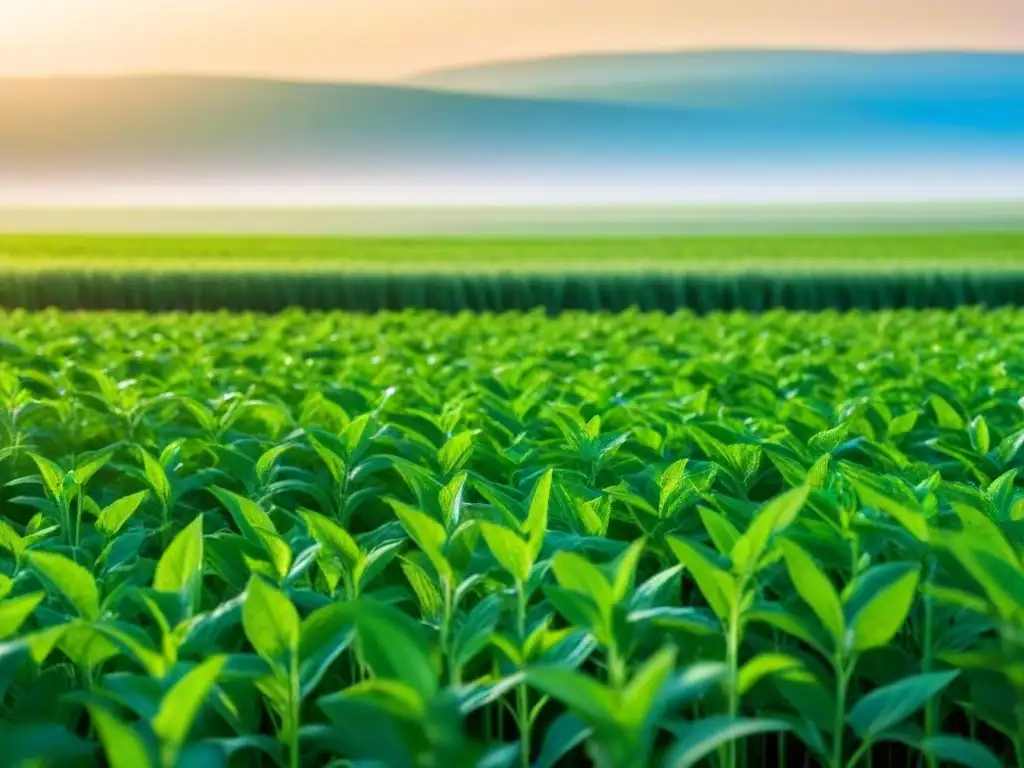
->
[479, 522, 532, 583]
[846, 563, 920, 651]
[88, 705, 156, 768]
[779, 539, 844, 646]
[27, 551, 100, 620]
[665, 716, 791, 768]
[847, 671, 960, 740]
[0, 592, 45, 640]
[96, 491, 149, 538]
[732, 486, 808, 574]
[153, 514, 204, 613]
[242, 576, 299, 665]
[525, 469, 553, 560]
[151, 655, 227, 759]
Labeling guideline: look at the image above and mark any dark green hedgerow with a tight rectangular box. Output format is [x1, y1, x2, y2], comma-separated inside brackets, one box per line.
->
[0, 307, 1022, 768]
[2, 270, 1024, 312]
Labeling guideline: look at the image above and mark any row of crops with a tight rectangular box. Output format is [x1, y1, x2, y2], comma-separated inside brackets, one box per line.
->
[3, 270, 1024, 312]
[0, 306, 1022, 768]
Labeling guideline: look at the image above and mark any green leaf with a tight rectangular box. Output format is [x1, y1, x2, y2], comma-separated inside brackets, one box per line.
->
[612, 538, 646, 603]
[664, 716, 791, 768]
[951, 503, 1019, 566]
[731, 486, 808, 574]
[737, 653, 804, 695]
[58, 620, 119, 673]
[846, 563, 920, 651]
[139, 449, 172, 508]
[437, 429, 477, 476]
[968, 416, 990, 454]
[27, 550, 100, 620]
[309, 433, 348, 486]
[255, 443, 294, 485]
[746, 603, 830, 657]
[298, 601, 355, 697]
[22, 624, 67, 664]
[349, 598, 439, 702]
[847, 671, 960, 740]
[153, 514, 204, 613]
[400, 558, 443, 620]
[535, 713, 592, 768]
[151, 655, 227, 761]
[253, 527, 293, 583]
[808, 424, 849, 455]
[666, 536, 735, 620]
[387, 498, 453, 584]
[545, 586, 605, 640]
[302, 509, 362, 573]
[438, 471, 468, 529]
[479, 522, 532, 583]
[915, 735, 1002, 768]
[778, 539, 844, 647]
[87, 705, 156, 768]
[453, 594, 501, 668]
[930, 394, 965, 430]
[0, 519, 25, 560]
[210, 486, 277, 539]
[0, 639, 30, 699]
[28, 453, 66, 499]
[551, 552, 614, 611]
[242, 576, 300, 665]
[938, 532, 1024, 620]
[73, 452, 111, 486]
[0, 722, 92, 766]
[887, 410, 919, 438]
[0, 591, 44, 640]
[846, 471, 930, 542]
[524, 468, 553, 560]
[659, 460, 689, 506]
[96, 490, 149, 538]
[526, 665, 620, 729]
[621, 646, 676, 728]
[697, 507, 740, 557]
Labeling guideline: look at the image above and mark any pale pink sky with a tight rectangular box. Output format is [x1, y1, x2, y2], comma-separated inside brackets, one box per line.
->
[1, 0, 1023, 82]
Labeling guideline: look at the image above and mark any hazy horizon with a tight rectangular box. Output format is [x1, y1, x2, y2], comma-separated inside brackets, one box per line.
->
[3, 3, 1023, 211]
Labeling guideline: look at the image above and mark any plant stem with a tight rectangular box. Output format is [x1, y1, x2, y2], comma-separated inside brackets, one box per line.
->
[725, 595, 742, 768]
[74, 489, 83, 550]
[845, 740, 871, 768]
[289, 651, 301, 768]
[832, 657, 849, 768]
[442, 577, 459, 686]
[516, 580, 531, 768]
[922, 558, 937, 768]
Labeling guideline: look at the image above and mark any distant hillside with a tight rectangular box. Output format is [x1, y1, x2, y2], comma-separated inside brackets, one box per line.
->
[410, 50, 1024, 111]
[2, 51, 1024, 204]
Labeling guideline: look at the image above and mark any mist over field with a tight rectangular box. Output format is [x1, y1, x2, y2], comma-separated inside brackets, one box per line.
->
[2, 51, 1023, 207]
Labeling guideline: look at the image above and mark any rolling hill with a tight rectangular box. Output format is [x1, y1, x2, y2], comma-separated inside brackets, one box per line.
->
[2, 51, 1023, 204]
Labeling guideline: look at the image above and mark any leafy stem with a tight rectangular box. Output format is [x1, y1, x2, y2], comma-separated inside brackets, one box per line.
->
[724, 578, 747, 768]
[289, 648, 301, 768]
[921, 556, 937, 768]
[832, 652, 858, 768]
[442, 576, 458, 687]
[515, 578, 531, 768]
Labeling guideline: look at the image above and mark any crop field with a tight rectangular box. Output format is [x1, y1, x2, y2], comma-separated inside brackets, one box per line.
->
[2, 232, 1024, 274]
[0, 306, 1021, 768]
[1, 233, 1024, 312]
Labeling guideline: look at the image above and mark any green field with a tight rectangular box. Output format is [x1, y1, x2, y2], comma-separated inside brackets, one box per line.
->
[2, 231, 1024, 274]
[1, 307, 1021, 767]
